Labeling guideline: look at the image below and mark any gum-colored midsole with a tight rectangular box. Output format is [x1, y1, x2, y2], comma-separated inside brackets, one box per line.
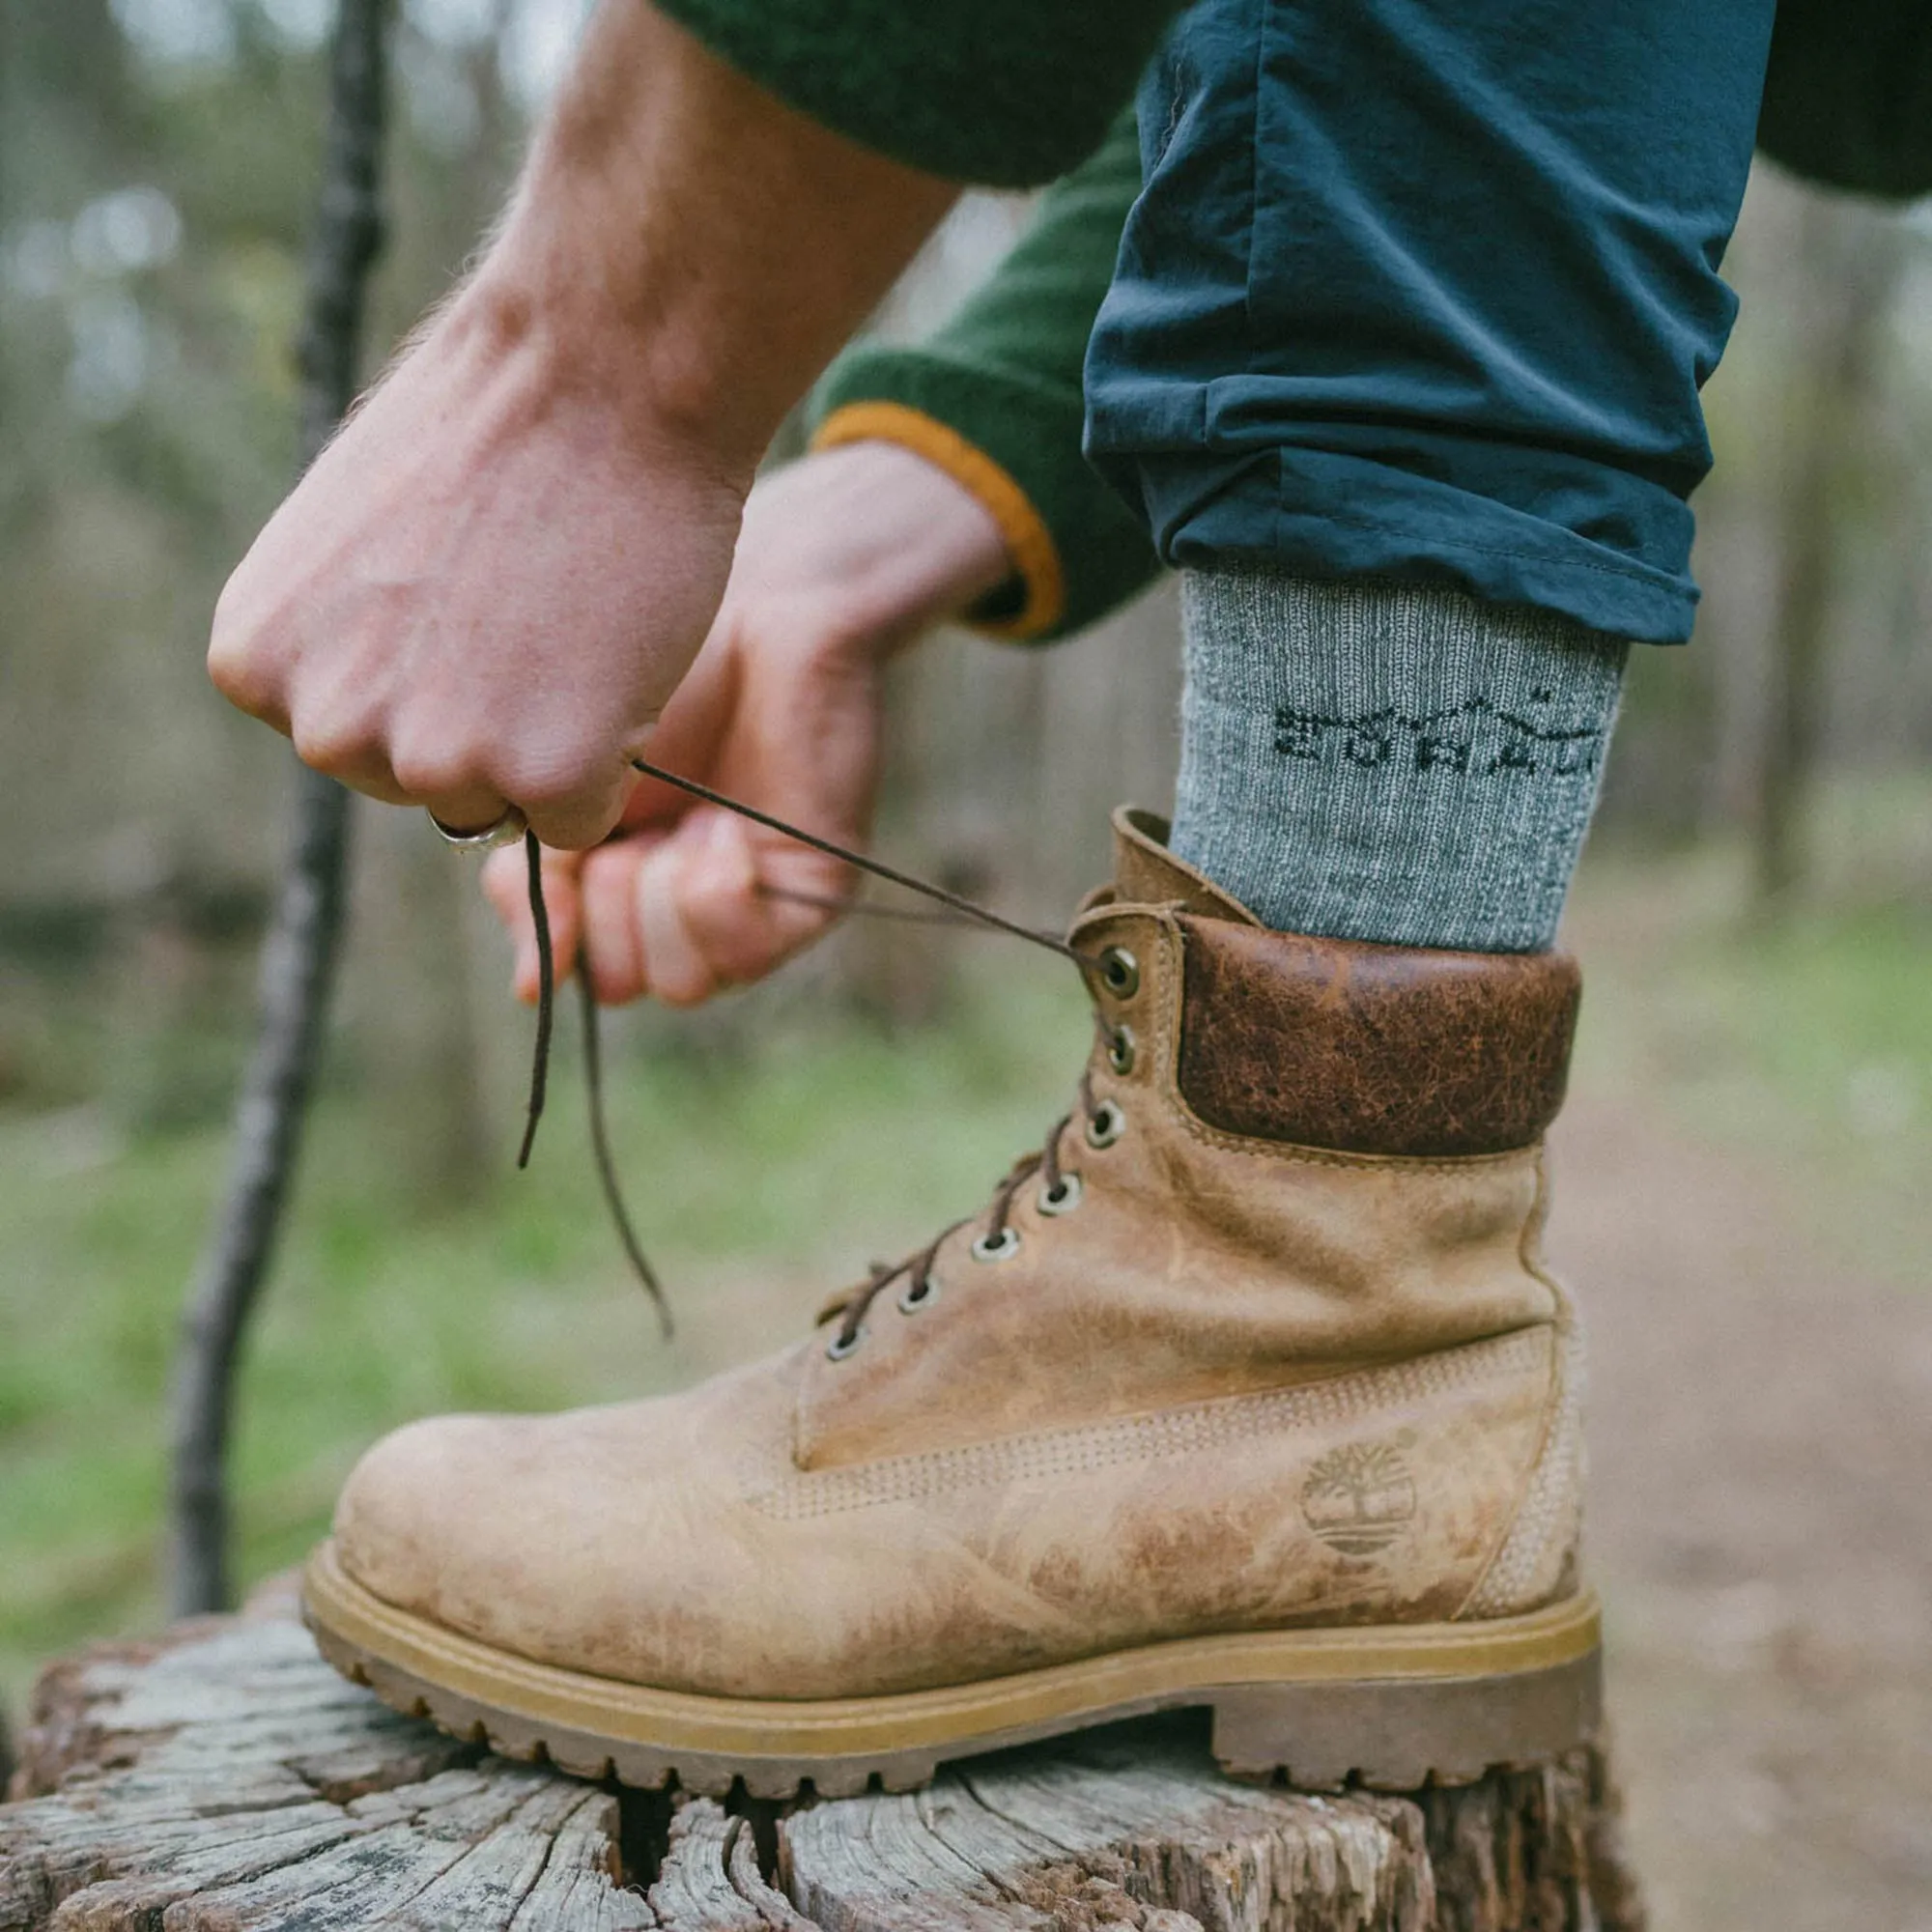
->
[303, 1541, 1600, 1762]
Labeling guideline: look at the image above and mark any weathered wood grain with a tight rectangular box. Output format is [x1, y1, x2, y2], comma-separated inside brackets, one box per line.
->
[0, 1611, 1642, 1931]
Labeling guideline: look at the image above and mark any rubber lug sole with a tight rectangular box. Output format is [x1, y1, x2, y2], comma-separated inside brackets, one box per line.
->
[303, 1540, 1601, 1799]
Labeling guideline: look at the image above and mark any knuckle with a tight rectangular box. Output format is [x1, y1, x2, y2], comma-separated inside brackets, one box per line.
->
[207, 633, 272, 715]
[292, 716, 374, 779]
[388, 735, 490, 805]
[207, 581, 268, 684]
[522, 788, 624, 853]
[506, 759, 605, 816]
[680, 893, 775, 975]
[387, 753, 463, 801]
[653, 972, 719, 1011]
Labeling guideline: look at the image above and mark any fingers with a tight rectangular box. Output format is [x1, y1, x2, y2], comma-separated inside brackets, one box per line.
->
[576, 818, 729, 1008]
[509, 809, 846, 1009]
[673, 811, 820, 989]
[612, 628, 737, 833]
[289, 718, 638, 849]
[235, 621, 642, 845]
[637, 813, 760, 1007]
[389, 737, 637, 852]
[417, 789, 519, 840]
[580, 835, 652, 1003]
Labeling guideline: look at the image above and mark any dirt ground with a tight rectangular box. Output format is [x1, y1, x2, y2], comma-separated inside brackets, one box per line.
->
[1549, 1096, 1932, 1932]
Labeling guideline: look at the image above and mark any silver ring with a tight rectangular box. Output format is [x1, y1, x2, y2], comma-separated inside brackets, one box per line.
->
[427, 805, 528, 852]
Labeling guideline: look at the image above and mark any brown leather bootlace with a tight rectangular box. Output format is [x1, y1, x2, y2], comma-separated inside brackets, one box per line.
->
[513, 758, 1124, 1342]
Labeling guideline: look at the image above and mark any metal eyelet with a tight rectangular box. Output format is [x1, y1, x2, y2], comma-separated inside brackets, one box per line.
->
[825, 1327, 863, 1361]
[1098, 946, 1140, 999]
[1037, 1174, 1084, 1216]
[970, 1228, 1022, 1263]
[1085, 1101, 1126, 1150]
[896, 1275, 939, 1315]
[1107, 1025, 1137, 1076]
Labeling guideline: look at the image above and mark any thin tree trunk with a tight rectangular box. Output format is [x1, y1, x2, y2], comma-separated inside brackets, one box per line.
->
[168, 0, 394, 1617]
[1753, 203, 1901, 907]
[1757, 433, 1833, 901]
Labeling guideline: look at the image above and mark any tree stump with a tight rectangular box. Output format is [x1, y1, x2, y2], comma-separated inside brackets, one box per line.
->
[0, 1604, 1644, 1931]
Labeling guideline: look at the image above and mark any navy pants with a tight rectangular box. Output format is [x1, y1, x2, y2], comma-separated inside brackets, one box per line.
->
[1085, 0, 1780, 642]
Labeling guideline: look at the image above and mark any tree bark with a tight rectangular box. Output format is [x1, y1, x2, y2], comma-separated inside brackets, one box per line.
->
[167, 0, 394, 1618]
[1, 1606, 1646, 1932]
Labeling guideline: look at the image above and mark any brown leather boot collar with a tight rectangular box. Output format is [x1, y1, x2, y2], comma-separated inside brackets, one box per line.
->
[1175, 918, 1580, 1157]
[1086, 810, 1578, 1157]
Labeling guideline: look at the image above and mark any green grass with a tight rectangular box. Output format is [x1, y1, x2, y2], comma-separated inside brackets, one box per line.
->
[0, 962, 1094, 1707]
[1569, 825, 1932, 1283]
[3, 795, 1928, 1717]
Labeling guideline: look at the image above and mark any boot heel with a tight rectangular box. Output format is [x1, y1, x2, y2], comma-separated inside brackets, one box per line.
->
[1209, 1646, 1602, 1790]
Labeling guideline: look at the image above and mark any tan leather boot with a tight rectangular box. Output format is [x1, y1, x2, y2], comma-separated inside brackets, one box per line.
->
[305, 810, 1599, 1797]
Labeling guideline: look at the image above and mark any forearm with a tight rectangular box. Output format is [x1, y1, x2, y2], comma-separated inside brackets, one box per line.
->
[482, 2, 957, 471]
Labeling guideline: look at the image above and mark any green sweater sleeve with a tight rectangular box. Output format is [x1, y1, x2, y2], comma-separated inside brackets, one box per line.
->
[652, 0, 1176, 187]
[1756, 0, 1932, 198]
[809, 109, 1156, 642]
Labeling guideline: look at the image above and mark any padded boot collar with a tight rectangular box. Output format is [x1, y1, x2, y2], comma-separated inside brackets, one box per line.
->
[1094, 810, 1582, 1159]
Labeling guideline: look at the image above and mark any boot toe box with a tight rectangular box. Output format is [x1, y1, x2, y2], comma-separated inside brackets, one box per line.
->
[327, 1372, 803, 1690]
[333, 1410, 565, 1646]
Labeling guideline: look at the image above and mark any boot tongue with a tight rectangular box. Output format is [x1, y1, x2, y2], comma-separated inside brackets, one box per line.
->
[1108, 808, 1261, 924]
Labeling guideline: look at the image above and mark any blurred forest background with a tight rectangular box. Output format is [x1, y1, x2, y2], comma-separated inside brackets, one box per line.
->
[2, 7, 1931, 1924]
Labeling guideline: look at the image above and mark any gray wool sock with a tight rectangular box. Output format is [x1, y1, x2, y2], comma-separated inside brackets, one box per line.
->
[1170, 571, 1628, 952]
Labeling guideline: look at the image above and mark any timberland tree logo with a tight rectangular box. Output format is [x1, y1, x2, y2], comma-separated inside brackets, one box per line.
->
[1300, 1433, 1419, 1557]
[1272, 695, 1605, 779]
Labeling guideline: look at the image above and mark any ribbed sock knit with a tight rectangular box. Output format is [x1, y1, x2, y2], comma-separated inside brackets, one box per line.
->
[1170, 571, 1629, 952]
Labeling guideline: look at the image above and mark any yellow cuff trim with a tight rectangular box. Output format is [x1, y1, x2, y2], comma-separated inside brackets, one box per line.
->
[810, 402, 1066, 641]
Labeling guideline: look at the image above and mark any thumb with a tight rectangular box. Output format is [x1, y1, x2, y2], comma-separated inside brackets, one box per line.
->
[618, 632, 737, 830]
[632, 815, 749, 1008]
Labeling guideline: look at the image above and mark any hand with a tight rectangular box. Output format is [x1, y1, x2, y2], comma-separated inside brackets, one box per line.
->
[480, 440, 1010, 1007]
[209, 284, 749, 849]
[206, 1, 954, 849]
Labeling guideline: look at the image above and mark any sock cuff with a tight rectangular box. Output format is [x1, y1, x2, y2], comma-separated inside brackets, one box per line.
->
[1171, 570, 1628, 952]
[1179, 568, 1628, 716]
